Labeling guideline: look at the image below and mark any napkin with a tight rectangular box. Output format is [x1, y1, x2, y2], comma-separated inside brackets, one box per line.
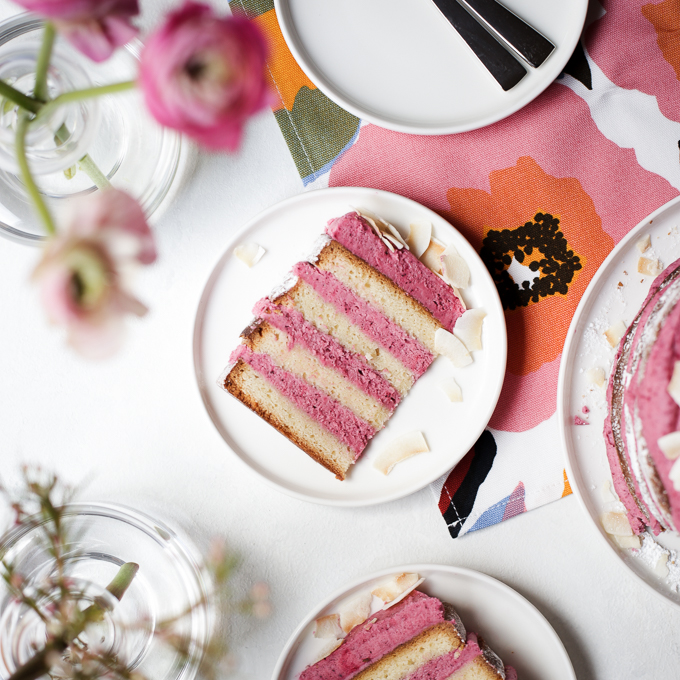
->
[230, 0, 680, 537]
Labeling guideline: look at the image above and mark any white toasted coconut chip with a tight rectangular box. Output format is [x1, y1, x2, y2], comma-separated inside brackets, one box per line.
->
[382, 235, 395, 252]
[440, 376, 462, 402]
[440, 244, 470, 289]
[407, 221, 432, 258]
[658, 432, 680, 460]
[234, 243, 265, 268]
[586, 367, 606, 388]
[314, 614, 344, 639]
[420, 240, 445, 274]
[435, 328, 472, 367]
[637, 256, 663, 276]
[311, 638, 343, 664]
[382, 578, 425, 609]
[338, 590, 372, 634]
[654, 553, 670, 578]
[371, 572, 421, 603]
[383, 233, 405, 249]
[454, 309, 486, 352]
[452, 287, 467, 311]
[604, 320, 627, 348]
[600, 480, 618, 505]
[601, 511, 633, 536]
[670, 458, 680, 492]
[374, 431, 429, 475]
[636, 234, 651, 253]
[612, 534, 641, 549]
[668, 361, 680, 406]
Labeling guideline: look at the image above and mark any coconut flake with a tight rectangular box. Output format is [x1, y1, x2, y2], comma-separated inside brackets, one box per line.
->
[311, 638, 343, 664]
[440, 376, 462, 402]
[383, 221, 409, 248]
[668, 361, 680, 406]
[234, 243, 265, 267]
[374, 432, 429, 475]
[454, 309, 486, 352]
[654, 553, 670, 578]
[636, 234, 651, 253]
[338, 590, 372, 634]
[314, 614, 344, 639]
[638, 256, 663, 276]
[586, 367, 606, 388]
[383, 233, 405, 249]
[601, 511, 633, 536]
[600, 480, 618, 505]
[435, 328, 472, 367]
[420, 240, 445, 274]
[382, 236, 395, 252]
[658, 432, 680, 460]
[381, 578, 425, 609]
[669, 458, 680, 492]
[371, 573, 421, 603]
[612, 534, 641, 549]
[605, 321, 627, 348]
[407, 221, 432, 258]
[440, 244, 470, 289]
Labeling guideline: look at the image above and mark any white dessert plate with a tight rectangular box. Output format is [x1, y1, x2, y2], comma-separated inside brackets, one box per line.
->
[193, 187, 506, 506]
[273, 0, 587, 135]
[558, 195, 680, 607]
[272, 564, 575, 680]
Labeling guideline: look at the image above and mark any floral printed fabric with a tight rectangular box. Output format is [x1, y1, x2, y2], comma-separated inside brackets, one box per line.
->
[232, 0, 680, 537]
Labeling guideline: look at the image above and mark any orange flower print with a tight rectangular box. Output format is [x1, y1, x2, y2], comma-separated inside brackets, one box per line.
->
[446, 156, 613, 379]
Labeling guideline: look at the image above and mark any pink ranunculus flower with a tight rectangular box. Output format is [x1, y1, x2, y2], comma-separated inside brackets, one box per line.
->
[15, 0, 139, 63]
[33, 188, 156, 360]
[139, 2, 271, 151]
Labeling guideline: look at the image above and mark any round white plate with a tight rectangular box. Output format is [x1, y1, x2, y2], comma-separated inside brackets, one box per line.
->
[273, 0, 587, 135]
[558, 195, 680, 607]
[272, 564, 575, 680]
[193, 187, 506, 506]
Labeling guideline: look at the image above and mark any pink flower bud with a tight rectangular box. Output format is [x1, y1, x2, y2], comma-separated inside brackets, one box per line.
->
[15, 0, 139, 62]
[32, 189, 156, 359]
[139, 2, 271, 151]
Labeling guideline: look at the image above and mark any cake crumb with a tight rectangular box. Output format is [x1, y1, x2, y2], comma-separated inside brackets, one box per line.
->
[574, 416, 589, 425]
[582, 406, 590, 414]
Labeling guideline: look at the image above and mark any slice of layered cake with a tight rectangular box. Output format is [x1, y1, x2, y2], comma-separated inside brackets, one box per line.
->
[603, 257, 680, 537]
[220, 211, 471, 480]
[302, 585, 516, 680]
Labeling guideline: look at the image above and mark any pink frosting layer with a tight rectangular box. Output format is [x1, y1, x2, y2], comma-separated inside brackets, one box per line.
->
[231, 345, 374, 456]
[300, 592, 445, 680]
[325, 212, 465, 331]
[253, 299, 400, 411]
[504, 667, 517, 680]
[293, 262, 433, 378]
[405, 632, 480, 680]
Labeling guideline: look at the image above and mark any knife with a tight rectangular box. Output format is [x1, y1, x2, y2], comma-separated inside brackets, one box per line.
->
[431, 0, 527, 91]
[457, 0, 555, 68]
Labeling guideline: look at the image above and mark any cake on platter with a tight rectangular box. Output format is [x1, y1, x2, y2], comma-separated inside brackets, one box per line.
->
[603, 257, 680, 542]
[299, 574, 516, 680]
[219, 211, 486, 480]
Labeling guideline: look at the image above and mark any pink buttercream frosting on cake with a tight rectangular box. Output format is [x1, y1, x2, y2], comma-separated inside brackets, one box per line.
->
[300, 591, 446, 680]
[325, 213, 464, 332]
[293, 262, 433, 377]
[405, 632, 482, 680]
[231, 345, 374, 456]
[253, 299, 400, 411]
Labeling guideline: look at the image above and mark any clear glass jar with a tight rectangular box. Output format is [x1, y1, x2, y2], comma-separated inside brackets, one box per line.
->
[0, 503, 212, 680]
[0, 15, 184, 245]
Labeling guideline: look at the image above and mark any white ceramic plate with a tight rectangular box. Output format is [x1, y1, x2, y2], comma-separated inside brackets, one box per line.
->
[273, 0, 587, 135]
[272, 564, 575, 680]
[558, 195, 680, 607]
[193, 187, 506, 506]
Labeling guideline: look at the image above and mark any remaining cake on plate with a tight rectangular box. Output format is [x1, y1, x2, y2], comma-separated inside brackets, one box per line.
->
[604, 257, 680, 537]
[301, 581, 516, 680]
[219, 211, 476, 480]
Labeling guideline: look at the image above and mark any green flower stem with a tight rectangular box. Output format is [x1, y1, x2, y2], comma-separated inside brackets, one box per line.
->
[54, 123, 111, 190]
[16, 112, 56, 236]
[35, 80, 136, 125]
[33, 22, 55, 102]
[6, 563, 139, 680]
[0, 80, 41, 114]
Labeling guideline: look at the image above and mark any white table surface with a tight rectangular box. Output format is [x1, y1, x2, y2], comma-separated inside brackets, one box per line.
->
[1, 1, 679, 678]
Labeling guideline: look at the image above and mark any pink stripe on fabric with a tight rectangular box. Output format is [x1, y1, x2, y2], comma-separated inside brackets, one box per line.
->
[292, 262, 434, 378]
[253, 298, 401, 411]
[230, 345, 375, 456]
[326, 212, 464, 331]
[406, 632, 481, 680]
